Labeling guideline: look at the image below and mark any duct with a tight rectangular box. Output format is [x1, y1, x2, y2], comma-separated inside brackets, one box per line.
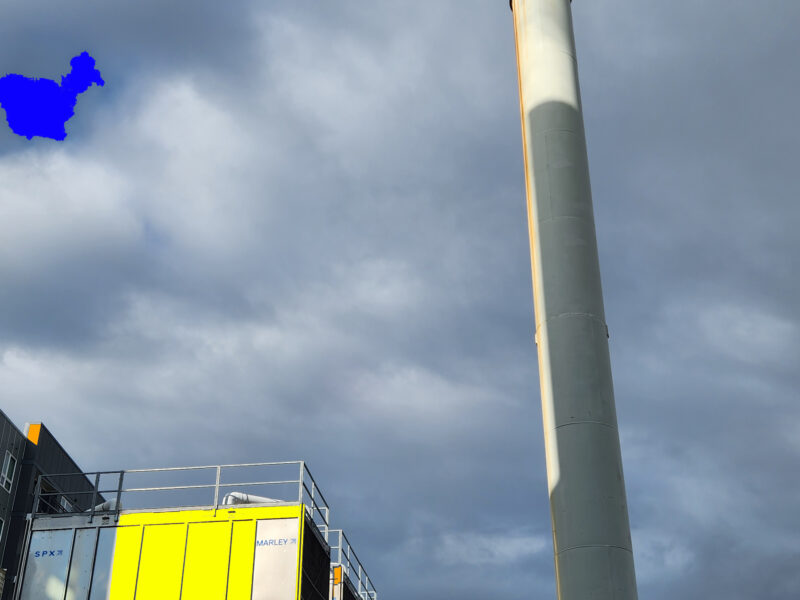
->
[222, 492, 281, 506]
[85, 499, 121, 512]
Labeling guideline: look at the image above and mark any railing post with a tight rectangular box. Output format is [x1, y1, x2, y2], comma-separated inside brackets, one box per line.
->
[347, 543, 352, 581]
[89, 473, 100, 524]
[322, 508, 330, 542]
[114, 471, 125, 522]
[310, 479, 316, 521]
[213, 465, 221, 515]
[298, 462, 305, 504]
[32, 476, 42, 515]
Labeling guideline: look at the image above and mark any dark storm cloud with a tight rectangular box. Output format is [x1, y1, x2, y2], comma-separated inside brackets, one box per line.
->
[1, 1, 799, 599]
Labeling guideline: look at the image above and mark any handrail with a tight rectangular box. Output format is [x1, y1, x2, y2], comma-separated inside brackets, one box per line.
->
[329, 529, 378, 599]
[41, 460, 307, 478]
[31, 461, 330, 532]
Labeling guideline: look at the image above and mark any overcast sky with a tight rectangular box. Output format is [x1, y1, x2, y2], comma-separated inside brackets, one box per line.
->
[1, 1, 799, 598]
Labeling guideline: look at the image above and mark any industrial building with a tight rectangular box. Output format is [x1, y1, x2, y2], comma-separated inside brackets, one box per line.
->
[11, 461, 377, 600]
[0, 411, 98, 599]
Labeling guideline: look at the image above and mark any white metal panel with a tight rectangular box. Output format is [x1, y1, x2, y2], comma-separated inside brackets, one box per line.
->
[65, 528, 96, 600]
[19, 529, 73, 600]
[251, 518, 300, 600]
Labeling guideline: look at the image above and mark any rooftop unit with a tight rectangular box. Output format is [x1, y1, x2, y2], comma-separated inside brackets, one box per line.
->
[11, 461, 377, 600]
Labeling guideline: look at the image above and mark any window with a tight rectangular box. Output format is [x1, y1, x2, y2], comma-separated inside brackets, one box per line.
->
[0, 517, 4, 539]
[1, 451, 16, 492]
[59, 496, 73, 512]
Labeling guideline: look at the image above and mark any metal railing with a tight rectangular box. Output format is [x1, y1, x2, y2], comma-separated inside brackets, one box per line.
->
[32, 461, 331, 535]
[329, 529, 378, 600]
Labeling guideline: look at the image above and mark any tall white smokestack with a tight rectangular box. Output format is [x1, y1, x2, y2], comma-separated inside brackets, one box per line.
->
[510, 1, 638, 597]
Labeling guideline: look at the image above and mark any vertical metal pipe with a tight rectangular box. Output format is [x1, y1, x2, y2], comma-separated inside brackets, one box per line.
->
[510, 1, 638, 597]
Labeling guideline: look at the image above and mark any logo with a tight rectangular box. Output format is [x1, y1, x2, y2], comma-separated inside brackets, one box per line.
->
[33, 549, 64, 558]
[256, 537, 297, 547]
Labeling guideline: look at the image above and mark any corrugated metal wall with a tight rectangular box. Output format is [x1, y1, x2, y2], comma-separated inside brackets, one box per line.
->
[0, 413, 28, 562]
[26, 425, 97, 510]
[300, 519, 330, 600]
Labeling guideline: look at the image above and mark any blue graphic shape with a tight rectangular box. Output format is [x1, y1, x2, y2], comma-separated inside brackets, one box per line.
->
[0, 52, 104, 141]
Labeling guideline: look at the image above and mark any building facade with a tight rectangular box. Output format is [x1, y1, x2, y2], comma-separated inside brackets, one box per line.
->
[0, 412, 96, 600]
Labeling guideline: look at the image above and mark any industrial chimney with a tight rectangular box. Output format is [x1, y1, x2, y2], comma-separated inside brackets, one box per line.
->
[510, 1, 638, 597]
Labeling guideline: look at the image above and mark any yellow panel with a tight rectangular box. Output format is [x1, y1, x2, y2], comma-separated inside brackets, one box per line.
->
[100, 505, 305, 600]
[27, 423, 41, 445]
[135, 523, 187, 600]
[108, 526, 143, 600]
[181, 521, 232, 600]
[226, 520, 256, 600]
